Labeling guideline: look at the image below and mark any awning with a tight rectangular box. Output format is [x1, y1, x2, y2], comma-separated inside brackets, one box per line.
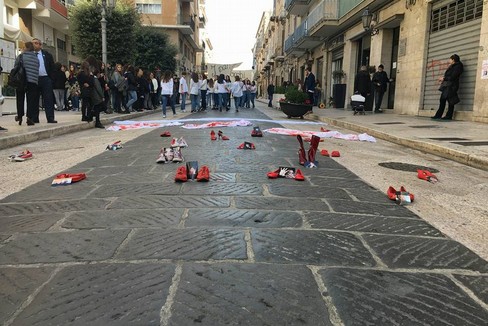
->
[3, 24, 33, 42]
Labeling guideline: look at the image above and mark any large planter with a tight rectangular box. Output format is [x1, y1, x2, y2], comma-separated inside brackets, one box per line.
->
[332, 84, 346, 109]
[279, 102, 313, 119]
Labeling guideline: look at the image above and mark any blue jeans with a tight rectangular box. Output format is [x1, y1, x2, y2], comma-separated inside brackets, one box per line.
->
[180, 93, 187, 111]
[218, 93, 225, 110]
[126, 90, 137, 110]
[374, 89, 385, 111]
[234, 96, 241, 110]
[162, 95, 175, 115]
[200, 90, 207, 110]
[206, 92, 213, 108]
[213, 93, 219, 108]
[190, 94, 199, 111]
[250, 93, 256, 108]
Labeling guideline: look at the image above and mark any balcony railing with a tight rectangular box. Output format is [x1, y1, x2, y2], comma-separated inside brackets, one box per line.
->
[308, 0, 339, 30]
[284, 0, 311, 11]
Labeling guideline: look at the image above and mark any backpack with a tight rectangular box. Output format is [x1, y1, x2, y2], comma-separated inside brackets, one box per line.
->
[8, 55, 26, 89]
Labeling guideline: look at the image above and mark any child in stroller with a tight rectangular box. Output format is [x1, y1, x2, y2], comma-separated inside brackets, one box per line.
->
[351, 93, 366, 115]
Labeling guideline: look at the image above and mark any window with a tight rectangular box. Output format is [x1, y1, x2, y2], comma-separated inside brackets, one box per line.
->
[136, 3, 162, 14]
[57, 39, 66, 51]
[431, 0, 483, 33]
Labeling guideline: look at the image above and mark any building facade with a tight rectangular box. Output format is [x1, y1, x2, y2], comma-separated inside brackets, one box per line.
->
[137, 0, 207, 73]
[255, 0, 488, 123]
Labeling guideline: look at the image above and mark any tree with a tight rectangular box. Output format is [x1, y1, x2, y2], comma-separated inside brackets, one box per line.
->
[69, 0, 139, 64]
[133, 26, 177, 72]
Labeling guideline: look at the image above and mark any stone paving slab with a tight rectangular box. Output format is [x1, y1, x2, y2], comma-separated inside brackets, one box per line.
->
[94, 173, 165, 185]
[168, 263, 332, 326]
[88, 182, 181, 198]
[453, 274, 488, 303]
[305, 212, 444, 237]
[0, 198, 111, 213]
[3, 182, 96, 202]
[252, 229, 376, 266]
[108, 195, 231, 209]
[0, 230, 129, 264]
[0, 213, 64, 233]
[236, 196, 331, 211]
[345, 187, 393, 203]
[179, 182, 263, 196]
[363, 234, 488, 272]
[11, 263, 175, 326]
[327, 198, 419, 218]
[239, 171, 313, 184]
[308, 169, 361, 180]
[319, 268, 488, 326]
[267, 184, 352, 200]
[0, 267, 54, 324]
[62, 208, 184, 229]
[0, 234, 10, 242]
[116, 229, 247, 260]
[186, 209, 303, 228]
[215, 163, 273, 173]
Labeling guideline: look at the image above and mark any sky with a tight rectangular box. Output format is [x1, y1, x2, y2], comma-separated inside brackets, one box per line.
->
[204, 0, 274, 70]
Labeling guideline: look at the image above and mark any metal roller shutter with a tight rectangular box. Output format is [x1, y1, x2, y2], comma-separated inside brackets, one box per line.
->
[422, 0, 482, 111]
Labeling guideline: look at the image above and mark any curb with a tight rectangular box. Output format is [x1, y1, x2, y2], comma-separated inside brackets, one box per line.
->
[0, 110, 155, 151]
[312, 114, 488, 172]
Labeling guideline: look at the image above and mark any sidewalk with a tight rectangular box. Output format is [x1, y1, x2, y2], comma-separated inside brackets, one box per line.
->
[1, 100, 488, 171]
[259, 99, 488, 171]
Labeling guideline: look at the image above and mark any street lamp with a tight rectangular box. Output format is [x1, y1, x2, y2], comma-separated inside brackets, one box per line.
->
[361, 8, 379, 36]
[101, 0, 116, 74]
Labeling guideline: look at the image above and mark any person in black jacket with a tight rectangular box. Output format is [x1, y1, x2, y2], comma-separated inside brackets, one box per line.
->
[52, 62, 67, 111]
[354, 65, 372, 111]
[371, 64, 391, 113]
[125, 65, 138, 112]
[32, 38, 57, 123]
[432, 54, 464, 121]
[304, 67, 316, 106]
[77, 61, 94, 122]
[267, 82, 274, 107]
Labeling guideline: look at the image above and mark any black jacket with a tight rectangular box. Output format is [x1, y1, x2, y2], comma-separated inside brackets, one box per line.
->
[52, 70, 67, 90]
[354, 70, 371, 97]
[441, 61, 464, 104]
[371, 71, 389, 93]
[304, 73, 316, 93]
[39, 50, 55, 78]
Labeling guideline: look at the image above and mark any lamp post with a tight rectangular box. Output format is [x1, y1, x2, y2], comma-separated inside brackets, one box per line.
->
[361, 8, 379, 36]
[101, 0, 115, 74]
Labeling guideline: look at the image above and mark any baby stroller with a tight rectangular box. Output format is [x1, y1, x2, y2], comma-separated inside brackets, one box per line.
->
[351, 93, 366, 115]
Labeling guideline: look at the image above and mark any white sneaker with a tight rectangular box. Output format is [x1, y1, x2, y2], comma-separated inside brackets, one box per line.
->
[172, 147, 183, 162]
[156, 148, 167, 163]
[163, 114, 166, 118]
[176, 137, 188, 148]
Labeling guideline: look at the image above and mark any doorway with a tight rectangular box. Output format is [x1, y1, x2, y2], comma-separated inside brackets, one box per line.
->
[388, 27, 399, 109]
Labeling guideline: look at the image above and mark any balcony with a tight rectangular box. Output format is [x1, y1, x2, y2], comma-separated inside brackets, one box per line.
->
[307, 0, 340, 38]
[285, 0, 313, 16]
[32, 0, 68, 30]
[284, 18, 322, 56]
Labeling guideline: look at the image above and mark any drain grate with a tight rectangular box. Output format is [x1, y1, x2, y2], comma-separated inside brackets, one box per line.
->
[409, 125, 442, 128]
[378, 162, 439, 173]
[451, 141, 488, 146]
[429, 137, 469, 141]
[374, 122, 406, 125]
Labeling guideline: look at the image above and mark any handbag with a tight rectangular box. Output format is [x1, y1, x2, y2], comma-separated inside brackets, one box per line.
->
[8, 55, 26, 89]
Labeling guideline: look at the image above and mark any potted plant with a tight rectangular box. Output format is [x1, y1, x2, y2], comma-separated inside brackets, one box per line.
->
[332, 70, 347, 108]
[279, 86, 313, 119]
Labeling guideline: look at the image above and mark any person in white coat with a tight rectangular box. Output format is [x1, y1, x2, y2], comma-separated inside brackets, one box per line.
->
[160, 70, 174, 118]
[230, 76, 243, 112]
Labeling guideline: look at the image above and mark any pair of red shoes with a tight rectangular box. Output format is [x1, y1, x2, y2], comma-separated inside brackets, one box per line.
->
[417, 169, 438, 183]
[297, 135, 321, 168]
[267, 167, 305, 181]
[160, 131, 171, 137]
[237, 142, 255, 149]
[320, 150, 340, 157]
[175, 165, 210, 182]
[210, 130, 229, 140]
[387, 186, 414, 204]
[251, 126, 263, 137]
[52, 173, 86, 186]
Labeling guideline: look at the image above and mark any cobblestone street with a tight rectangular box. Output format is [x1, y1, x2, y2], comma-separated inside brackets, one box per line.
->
[1, 107, 487, 325]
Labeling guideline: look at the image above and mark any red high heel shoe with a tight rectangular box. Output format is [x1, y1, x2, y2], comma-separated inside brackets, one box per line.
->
[197, 165, 210, 182]
[218, 130, 229, 140]
[237, 142, 255, 149]
[210, 130, 217, 141]
[295, 169, 305, 181]
[331, 151, 340, 157]
[52, 173, 86, 185]
[320, 149, 329, 156]
[387, 186, 414, 204]
[160, 131, 171, 137]
[175, 166, 188, 182]
[417, 169, 438, 183]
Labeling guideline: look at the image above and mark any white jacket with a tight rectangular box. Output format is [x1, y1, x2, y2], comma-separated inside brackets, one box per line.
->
[230, 81, 243, 97]
[179, 77, 188, 94]
[190, 79, 201, 95]
[161, 79, 173, 96]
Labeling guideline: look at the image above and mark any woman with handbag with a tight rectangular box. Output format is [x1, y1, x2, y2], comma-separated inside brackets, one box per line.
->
[432, 54, 464, 121]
